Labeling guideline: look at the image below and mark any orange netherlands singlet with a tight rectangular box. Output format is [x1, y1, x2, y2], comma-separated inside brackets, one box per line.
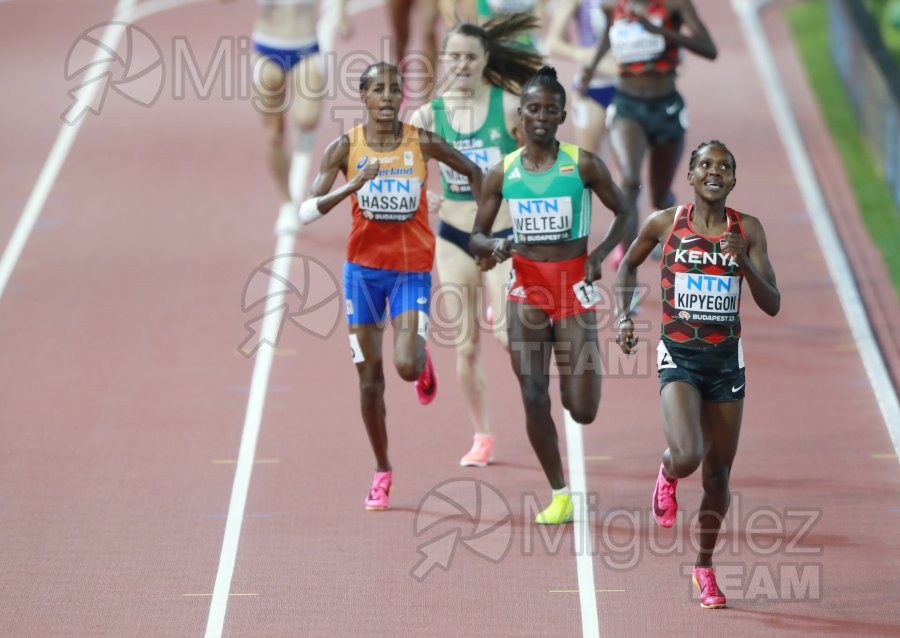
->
[345, 123, 435, 273]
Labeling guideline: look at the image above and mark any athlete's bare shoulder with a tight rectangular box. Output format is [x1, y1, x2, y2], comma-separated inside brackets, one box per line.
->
[735, 211, 766, 240]
[502, 90, 520, 112]
[734, 210, 758, 225]
[409, 103, 434, 131]
[649, 206, 678, 226]
[321, 133, 352, 169]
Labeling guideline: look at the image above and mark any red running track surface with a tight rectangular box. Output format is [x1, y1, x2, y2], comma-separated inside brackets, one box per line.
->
[0, 0, 898, 636]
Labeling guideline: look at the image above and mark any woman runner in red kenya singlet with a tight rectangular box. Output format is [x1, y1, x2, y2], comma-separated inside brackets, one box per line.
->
[615, 141, 780, 609]
[579, 0, 716, 272]
[293, 63, 484, 511]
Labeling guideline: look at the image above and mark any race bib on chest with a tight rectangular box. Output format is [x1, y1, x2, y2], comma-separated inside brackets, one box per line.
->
[673, 273, 740, 324]
[509, 197, 573, 244]
[440, 146, 501, 194]
[439, 146, 503, 193]
[356, 177, 422, 222]
[488, 0, 535, 11]
[609, 18, 666, 64]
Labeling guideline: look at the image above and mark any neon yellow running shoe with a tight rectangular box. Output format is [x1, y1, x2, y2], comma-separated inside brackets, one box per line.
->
[534, 494, 573, 525]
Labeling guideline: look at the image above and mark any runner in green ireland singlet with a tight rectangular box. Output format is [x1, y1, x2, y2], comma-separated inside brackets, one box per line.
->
[408, 15, 542, 469]
[433, 85, 519, 200]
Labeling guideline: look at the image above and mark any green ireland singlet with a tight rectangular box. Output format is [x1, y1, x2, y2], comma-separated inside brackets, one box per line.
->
[432, 86, 519, 201]
[502, 142, 592, 245]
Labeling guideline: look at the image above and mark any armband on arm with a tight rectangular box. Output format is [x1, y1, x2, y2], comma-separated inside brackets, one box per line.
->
[298, 197, 323, 225]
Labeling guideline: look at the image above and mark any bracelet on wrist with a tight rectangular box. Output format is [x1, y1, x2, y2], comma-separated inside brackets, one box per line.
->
[615, 314, 633, 327]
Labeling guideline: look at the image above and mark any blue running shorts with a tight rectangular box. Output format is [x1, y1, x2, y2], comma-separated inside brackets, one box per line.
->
[342, 262, 432, 325]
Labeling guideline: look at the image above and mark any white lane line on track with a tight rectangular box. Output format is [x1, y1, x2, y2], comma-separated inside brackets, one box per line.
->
[203, 231, 296, 638]
[0, 0, 142, 300]
[731, 0, 900, 454]
[203, 1, 385, 637]
[0, 0, 220, 302]
[564, 410, 601, 638]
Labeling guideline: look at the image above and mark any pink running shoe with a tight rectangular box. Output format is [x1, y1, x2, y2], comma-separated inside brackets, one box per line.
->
[609, 243, 626, 271]
[652, 463, 678, 528]
[692, 567, 727, 609]
[415, 347, 437, 405]
[460, 433, 495, 467]
[364, 471, 392, 511]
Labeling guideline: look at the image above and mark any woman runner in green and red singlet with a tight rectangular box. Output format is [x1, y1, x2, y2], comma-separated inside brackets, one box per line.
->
[615, 140, 781, 609]
[471, 67, 634, 525]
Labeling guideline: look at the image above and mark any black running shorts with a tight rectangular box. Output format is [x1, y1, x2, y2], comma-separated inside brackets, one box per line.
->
[657, 338, 745, 402]
[607, 90, 687, 146]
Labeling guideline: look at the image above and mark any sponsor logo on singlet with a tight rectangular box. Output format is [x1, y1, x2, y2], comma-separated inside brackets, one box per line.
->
[440, 139, 501, 194]
[509, 197, 573, 243]
[609, 16, 666, 64]
[673, 248, 737, 268]
[357, 174, 422, 222]
[673, 273, 740, 324]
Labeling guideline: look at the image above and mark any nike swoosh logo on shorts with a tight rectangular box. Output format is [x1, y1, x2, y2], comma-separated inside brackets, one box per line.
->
[732, 384, 745, 393]
[665, 103, 678, 115]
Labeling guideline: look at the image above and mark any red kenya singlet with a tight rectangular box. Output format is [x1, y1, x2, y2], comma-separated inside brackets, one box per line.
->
[661, 204, 746, 345]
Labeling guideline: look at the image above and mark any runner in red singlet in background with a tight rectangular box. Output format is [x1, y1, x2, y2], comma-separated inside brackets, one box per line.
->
[579, 0, 716, 273]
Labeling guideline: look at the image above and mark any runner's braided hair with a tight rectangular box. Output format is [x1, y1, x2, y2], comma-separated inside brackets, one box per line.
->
[521, 66, 567, 107]
[689, 140, 737, 176]
[444, 12, 543, 95]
